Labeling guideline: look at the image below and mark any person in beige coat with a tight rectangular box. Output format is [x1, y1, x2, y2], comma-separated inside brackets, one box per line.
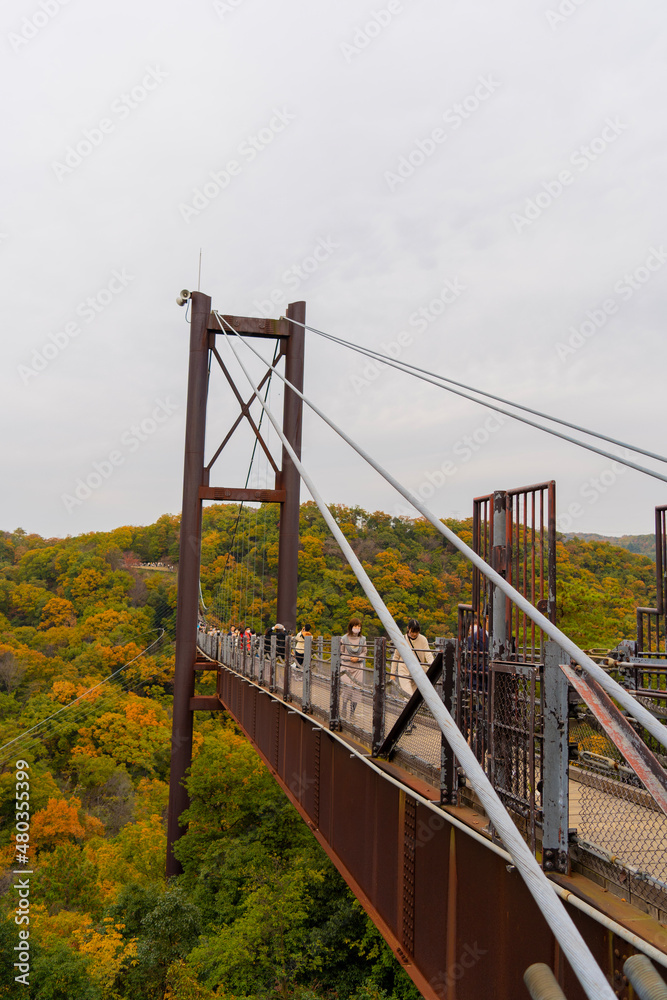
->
[340, 617, 367, 718]
[391, 619, 433, 696]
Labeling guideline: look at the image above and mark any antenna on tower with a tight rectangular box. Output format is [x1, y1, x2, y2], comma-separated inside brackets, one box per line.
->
[197, 249, 202, 292]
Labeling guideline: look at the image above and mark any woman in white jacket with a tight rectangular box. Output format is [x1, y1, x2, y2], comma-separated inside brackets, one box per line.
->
[391, 619, 433, 696]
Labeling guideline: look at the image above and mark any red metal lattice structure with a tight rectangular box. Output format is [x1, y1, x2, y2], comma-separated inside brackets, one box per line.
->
[456, 482, 557, 849]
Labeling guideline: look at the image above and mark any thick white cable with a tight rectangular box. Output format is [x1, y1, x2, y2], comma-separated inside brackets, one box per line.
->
[219, 321, 617, 1000]
[303, 320, 667, 466]
[286, 317, 667, 485]
[216, 311, 667, 753]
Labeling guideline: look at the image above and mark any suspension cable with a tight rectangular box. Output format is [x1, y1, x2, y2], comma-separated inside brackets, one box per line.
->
[0, 629, 165, 760]
[285, 317, 667, 484]
[214, 310, 667, 754]
[217, 316, 616, 1000]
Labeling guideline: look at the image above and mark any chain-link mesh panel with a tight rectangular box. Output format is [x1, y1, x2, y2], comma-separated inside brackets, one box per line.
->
[310, 640, 331, 722]
[490, 664, 543, 852]
[369, 640, 443, 783]
[457, 605, 490, 772]
[340, 659, 374, 740]
[570, 712, 667, 912]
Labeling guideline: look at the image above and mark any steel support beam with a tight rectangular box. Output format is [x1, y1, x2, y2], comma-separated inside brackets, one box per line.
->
[167, 290, 211, 878]
[276, 300, 305, 631]
[561, 662, 667, 816]
[199, 486, 286, 503]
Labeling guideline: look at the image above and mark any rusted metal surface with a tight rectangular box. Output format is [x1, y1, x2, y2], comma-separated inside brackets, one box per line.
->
[209, 311, 291, 339]
[213, 663, 665, 1000]
[167, 290, 211, 878]
[634, 504, 667, 656]
[505, 480, 557, 661]
[198, 486, 287, 502]
[561, 663, 667, 818]
[637, 608, 665, 659]
[655, 505, 667, 615]
[276, 300, 305, 631]
[456, 481, 557, 850]
[167, 299, 306, 879]
[189, 695, 223, 711]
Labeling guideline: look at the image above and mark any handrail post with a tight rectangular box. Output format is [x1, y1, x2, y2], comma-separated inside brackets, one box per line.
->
[372, 637, 386, 756]
[303, 635, 312, 713]
[542, 641, 570, 874]
[283, 635, 292, 702]
[269, 634, 276, 693]
[330, 636, 341, 730]
[440, 638, 458, 806]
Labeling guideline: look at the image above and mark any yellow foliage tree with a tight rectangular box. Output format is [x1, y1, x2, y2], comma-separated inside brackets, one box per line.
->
[89, 814, 166, 901]
[73, 915, 137, 998]
[72, 695, 170, 773]
[50, 677, 100, 705]
[39, 597, 77, 629]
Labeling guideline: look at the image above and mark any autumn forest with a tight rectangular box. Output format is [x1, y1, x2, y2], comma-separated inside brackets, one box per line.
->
[0, 503, 658, 999]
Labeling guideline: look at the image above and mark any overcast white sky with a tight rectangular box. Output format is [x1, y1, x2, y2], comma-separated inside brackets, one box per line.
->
[2, 0, 666, 541]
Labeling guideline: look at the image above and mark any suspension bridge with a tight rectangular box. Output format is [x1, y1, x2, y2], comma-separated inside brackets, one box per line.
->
[166, 291, 667, 1000]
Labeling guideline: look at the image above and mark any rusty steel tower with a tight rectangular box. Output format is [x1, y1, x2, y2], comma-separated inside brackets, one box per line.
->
[166, 292, 305, 876]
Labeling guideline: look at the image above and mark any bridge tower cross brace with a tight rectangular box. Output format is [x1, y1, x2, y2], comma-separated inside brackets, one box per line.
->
[166, 291, 305, 877]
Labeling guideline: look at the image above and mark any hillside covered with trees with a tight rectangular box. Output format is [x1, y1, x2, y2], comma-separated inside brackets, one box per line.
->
[0, 504, 658, 998]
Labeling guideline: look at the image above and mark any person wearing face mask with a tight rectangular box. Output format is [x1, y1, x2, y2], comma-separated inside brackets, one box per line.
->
[340, 617, 367, 718]
[391, 619, 433, 696]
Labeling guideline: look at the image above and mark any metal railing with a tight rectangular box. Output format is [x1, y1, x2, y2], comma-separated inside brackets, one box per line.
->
[197, 625, 667, 921]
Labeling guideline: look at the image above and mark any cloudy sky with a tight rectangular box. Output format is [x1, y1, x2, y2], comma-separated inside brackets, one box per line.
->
[2, 0, 666, 541]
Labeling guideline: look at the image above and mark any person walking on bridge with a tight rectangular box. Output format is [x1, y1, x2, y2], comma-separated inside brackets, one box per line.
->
[340, 618, 366, 718]
[294, 623, 312, 667]
[391, 619, 433, 696]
